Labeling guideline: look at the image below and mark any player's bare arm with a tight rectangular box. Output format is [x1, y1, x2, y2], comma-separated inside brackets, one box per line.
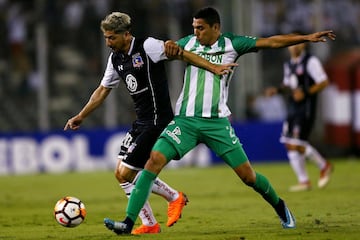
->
[164, 40, 183, 58]
[308, 79, 329, 95]
[181, 51, 237, 75]
[164, 40, 237, 75]
[256, 30, 336, 49]
[292, 79, 329, 102]
[64, 85, 111, 130]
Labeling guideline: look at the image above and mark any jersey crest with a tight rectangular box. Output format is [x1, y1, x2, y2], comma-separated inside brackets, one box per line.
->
[132, 53, 144, 68]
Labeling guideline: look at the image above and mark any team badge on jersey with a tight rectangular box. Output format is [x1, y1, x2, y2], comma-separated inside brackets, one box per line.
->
[126, 74, 138, 92]
[132, 53, 144, 68]
[296, 65, 304, 75]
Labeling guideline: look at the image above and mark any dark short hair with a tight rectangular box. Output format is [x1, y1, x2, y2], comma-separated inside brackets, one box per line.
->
[193, 7, 220, 26]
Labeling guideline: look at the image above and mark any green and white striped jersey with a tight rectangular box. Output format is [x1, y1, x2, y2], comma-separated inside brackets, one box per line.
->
[176, 33, 258, 118]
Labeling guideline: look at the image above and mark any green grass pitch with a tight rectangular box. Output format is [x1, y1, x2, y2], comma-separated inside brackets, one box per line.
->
[1, 159, 360, 240]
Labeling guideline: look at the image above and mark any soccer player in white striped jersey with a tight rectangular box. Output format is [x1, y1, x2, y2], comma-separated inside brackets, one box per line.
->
[104, 7, 336, 234]
[266, 41, 333, 192]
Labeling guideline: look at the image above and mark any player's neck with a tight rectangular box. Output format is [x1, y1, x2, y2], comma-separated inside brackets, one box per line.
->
[122, 36, 134, 55]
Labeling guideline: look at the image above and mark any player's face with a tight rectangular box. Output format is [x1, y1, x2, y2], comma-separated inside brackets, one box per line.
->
[192, 18, 219, 46]
[103, 30, 129, 53]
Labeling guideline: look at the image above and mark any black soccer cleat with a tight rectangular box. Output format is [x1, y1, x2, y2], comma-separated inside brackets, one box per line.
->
[275, 199, 296, 228]
[104, 218, 131, 234]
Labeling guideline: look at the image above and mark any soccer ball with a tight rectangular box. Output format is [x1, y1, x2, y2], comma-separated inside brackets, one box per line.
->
[54, 196, 86, 227]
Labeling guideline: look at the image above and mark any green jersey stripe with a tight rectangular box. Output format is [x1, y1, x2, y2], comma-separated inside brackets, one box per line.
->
[195, 68, 205, 116]
[211, 74, 221, 117]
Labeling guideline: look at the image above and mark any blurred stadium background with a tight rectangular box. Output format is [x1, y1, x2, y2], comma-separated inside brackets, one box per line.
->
[1, 0, 360, 175]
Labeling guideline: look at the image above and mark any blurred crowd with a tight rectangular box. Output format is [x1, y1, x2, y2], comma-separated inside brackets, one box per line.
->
[0, 0, 213, 131]
[0, 0, 359, 132]
[257, 0, 360, 86]
[0, 0, 210, 95]
[257, 0, 360, 44]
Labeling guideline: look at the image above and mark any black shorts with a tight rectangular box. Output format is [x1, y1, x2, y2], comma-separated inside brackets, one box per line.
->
[119, 121, 165, 170]
[282, 114, 314, 141]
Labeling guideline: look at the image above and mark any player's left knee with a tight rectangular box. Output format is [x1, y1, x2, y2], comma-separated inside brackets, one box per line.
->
[115, 164, 137, 183]
[145, 151, 167, 174]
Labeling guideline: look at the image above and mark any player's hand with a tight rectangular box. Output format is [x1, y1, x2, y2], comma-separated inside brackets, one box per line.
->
[212, 63, 238, 75]
[307, 30, 336, 42]
[292, 88, 305, 102]
[164, 40, 182, 58]
[64, 115, 83, 130]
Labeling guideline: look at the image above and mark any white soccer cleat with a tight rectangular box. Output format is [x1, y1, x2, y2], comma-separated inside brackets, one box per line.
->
[289, 181, 311, 192]
[318, 162, 333, 188]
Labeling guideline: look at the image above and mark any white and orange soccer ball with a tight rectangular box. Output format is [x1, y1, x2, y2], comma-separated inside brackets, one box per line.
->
[54, 196, 86, 227]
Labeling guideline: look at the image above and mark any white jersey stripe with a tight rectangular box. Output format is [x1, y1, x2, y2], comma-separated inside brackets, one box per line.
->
[186, 66, 198, 116]
[203, 71, 214, 117]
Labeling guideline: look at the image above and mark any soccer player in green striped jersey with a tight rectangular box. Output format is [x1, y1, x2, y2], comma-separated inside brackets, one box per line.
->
[104, 7, 336, 234]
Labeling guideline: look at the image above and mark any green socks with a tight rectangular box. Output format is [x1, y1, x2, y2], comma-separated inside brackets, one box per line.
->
[126, 171, 279, 222]
[126, 169, 157, 222]
[252, 172, 280, 207]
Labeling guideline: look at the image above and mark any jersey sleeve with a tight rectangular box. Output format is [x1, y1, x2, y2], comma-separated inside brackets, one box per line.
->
[306, 56, 328, 83]
[143, 37, 168, 63]
[224, 33, 258, 55]
[100, 53, 121, 88]
[176, 35, 193, 49]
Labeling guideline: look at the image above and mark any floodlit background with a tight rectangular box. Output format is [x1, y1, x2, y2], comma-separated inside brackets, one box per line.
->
[0, 0, 360, 174]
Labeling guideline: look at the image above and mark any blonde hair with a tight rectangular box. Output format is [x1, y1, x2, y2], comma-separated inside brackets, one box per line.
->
[100, 12, 131, 33]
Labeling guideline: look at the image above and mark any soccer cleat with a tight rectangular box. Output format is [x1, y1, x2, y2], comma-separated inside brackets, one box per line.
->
[104, 218, 131, 235]
[289, 181, 311, 192]
[131, 223, 161, 234]
[276, 199, 296, 229]
[166, 192, 189, 227]
[318, 162, 333, 188]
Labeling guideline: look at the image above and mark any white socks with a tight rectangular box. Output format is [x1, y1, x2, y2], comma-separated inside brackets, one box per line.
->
[153, 178, 179, 202]
[133, 170, 179, 202]
[287, 150, 309, 183]
[305, 144, 326, 170]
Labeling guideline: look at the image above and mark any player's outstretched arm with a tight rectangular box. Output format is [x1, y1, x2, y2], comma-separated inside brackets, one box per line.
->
[64, 85, 111, 130]
[256, 30, 336, 49]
